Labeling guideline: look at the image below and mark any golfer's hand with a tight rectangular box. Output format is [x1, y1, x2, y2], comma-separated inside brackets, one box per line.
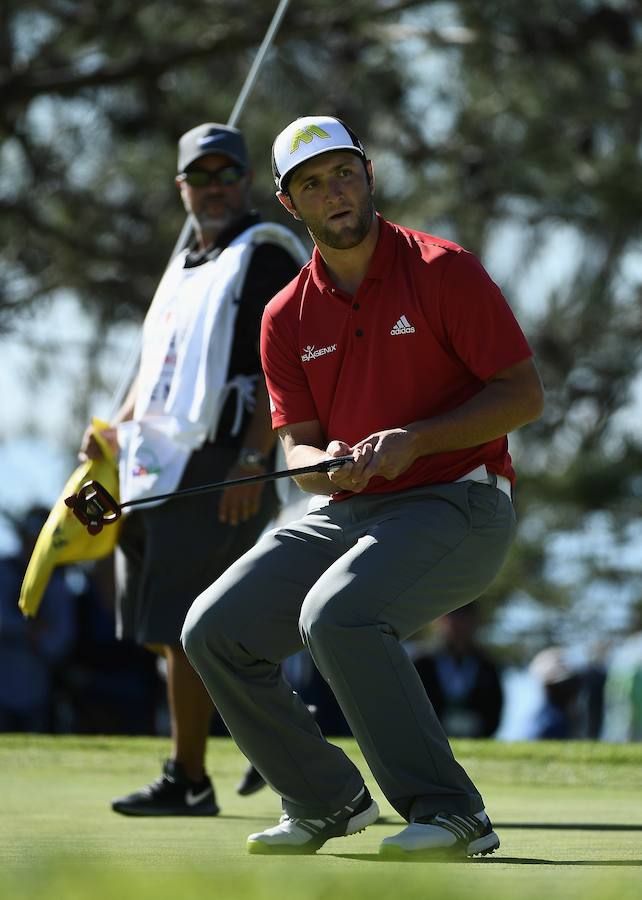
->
[325, 440, 374, 493]
[78, 425, 118, 461]
[218, 464, 265, 526]
[352, 429, 420, 481]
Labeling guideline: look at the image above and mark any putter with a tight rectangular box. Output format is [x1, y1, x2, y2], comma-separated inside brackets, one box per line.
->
[65, 455, 354, 535]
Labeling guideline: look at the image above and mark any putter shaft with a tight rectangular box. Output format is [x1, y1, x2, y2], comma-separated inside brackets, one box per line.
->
[120, 454, 354, 511]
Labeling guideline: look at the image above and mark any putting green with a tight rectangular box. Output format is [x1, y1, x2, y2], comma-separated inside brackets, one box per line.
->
[1, 735, 640, 899]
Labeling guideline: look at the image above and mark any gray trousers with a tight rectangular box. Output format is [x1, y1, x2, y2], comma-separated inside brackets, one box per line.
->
[182, 480, 516, 822]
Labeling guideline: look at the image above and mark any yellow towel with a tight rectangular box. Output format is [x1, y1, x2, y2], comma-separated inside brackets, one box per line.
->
[19, 417, 121, 618]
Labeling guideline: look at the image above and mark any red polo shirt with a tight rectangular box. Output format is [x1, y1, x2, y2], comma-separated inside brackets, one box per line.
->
[261, 214, 533, 496]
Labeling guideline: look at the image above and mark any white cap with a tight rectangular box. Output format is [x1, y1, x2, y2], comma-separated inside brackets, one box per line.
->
[530, 647, 576, 685]
[271, 116, 366, 191]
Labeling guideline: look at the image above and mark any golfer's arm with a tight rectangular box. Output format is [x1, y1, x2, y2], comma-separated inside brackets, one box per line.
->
[406, 357, 544, 456]
[277, 421, 338, 495]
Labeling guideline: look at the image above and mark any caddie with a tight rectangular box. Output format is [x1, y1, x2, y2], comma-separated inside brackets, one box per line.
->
[79, 122, 307, 816]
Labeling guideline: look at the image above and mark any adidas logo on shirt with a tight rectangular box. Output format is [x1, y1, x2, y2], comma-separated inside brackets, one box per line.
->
[390, 315, 416, 335]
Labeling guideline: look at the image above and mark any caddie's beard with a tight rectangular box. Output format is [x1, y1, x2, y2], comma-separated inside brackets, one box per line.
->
[184, 195, 245, 243]
[190, 209, 231, 234]
[302, 194, 375, 250]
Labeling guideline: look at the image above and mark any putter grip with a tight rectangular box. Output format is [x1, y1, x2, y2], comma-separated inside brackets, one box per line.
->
[321, 455, 354, 471]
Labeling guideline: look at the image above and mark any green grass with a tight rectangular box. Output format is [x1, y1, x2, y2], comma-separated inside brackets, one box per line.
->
[1, 735, 641, 899]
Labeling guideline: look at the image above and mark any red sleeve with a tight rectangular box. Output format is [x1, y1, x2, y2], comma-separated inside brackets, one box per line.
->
[260, 304, 319, 428]
[438, 251, 533, 380]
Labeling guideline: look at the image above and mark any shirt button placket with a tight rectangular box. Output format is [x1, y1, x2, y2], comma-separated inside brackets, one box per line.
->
[352, 300, 363, 338]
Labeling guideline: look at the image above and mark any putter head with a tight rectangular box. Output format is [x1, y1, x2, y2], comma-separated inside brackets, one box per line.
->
[64, 481, 121, 534]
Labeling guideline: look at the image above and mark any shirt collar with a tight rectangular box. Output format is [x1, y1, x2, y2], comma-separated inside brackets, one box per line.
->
[184, 211, 260, 268]
[309, 213, 395, 294]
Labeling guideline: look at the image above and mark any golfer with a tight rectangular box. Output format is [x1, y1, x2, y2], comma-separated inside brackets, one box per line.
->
[182, 115, 544, 858]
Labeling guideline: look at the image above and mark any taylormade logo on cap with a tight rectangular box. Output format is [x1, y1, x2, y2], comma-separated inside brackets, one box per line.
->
[271, 115, 366, 191]
[289, 124, 332, 153]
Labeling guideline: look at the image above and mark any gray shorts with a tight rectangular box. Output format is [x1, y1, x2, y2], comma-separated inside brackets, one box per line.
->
[115, 442, 279, 646]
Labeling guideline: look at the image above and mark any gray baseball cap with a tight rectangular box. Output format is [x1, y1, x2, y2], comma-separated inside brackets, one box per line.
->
[177, 123, 249, 173]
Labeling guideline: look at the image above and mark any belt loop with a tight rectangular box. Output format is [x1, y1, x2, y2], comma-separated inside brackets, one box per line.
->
[488, 473, 497, 488]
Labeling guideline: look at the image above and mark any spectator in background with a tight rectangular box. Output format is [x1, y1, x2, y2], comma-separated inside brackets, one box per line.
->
[0, 507, 76, 731]
[579, 649, 607, 739]
[61, 556, 163, 736]
[601, 608, 642, 742]
[283, 650, 351, 737]
[526, 646, 583, 739]
[411, 602, 503, 738]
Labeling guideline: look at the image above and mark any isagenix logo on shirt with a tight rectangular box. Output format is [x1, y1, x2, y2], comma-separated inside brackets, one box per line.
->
[301, 344, 337, 363]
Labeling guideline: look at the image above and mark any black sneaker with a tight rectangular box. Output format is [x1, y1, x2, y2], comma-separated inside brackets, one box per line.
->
[379, 810, 499, 859]
[246, 786, 379, 855]
[236, 764, 267, 796]
[111, 759, 219, 817]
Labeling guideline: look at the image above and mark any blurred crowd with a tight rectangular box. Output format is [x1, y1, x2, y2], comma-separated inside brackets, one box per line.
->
[0, 507, 162, 735]
[2, 504, 642, 742]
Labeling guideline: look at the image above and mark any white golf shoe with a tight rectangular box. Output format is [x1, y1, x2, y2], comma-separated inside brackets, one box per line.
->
[247, 786, 379, 855]
[379, 810, 499, 860]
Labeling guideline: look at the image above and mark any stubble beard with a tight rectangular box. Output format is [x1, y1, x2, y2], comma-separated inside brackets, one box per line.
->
[305, 195, 375, 250]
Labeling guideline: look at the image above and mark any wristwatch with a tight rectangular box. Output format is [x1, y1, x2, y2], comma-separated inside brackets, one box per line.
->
[237, 448, 268, 469]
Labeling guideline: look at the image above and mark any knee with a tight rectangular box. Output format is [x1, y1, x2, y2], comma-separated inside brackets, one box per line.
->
[299, 595, 341, 651]
[180, 600, 207, 665]
[300, 591, 385, 657]
[181, 590, 227, 666]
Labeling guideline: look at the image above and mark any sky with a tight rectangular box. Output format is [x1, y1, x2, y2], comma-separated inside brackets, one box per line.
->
[0, 297, 139, 552]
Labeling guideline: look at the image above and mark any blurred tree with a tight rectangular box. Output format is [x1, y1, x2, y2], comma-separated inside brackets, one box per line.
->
[0, 0, 428, 335]
[2, 0, 641, 653]
[445, 0, 642, 654]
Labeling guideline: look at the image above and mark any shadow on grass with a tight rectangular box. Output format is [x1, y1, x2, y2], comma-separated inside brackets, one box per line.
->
[495, 823, 642, 832]
[214, 815, 281, 822]
[329, 853, 642, 866]
[480, 857, 642, 866]
[375, 817, 642, 832]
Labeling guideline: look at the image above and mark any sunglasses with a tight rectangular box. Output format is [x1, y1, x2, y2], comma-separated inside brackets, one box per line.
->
[178, 165, 247, 188]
